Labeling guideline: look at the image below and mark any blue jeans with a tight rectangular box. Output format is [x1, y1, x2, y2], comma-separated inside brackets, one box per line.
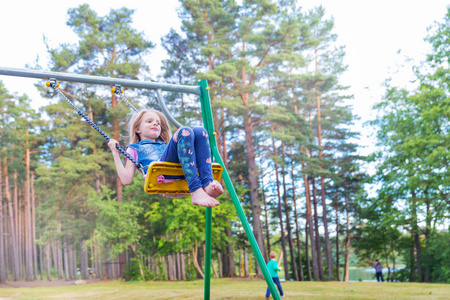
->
[160, 126, 213, 193]
[266, 277, 283, 298]
[376, 271, 384, 282]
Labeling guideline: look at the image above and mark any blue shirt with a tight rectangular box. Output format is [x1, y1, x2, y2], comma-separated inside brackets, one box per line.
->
[128, 139, 167, 174]
[266, 260, 281, 277]
[374, 262, 383, 273]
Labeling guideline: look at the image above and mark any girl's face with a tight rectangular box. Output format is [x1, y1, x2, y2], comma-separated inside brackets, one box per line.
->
[136, 111, 161, 141]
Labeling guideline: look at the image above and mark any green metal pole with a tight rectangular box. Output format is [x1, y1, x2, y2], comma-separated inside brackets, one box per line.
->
[204, 207, 212, 300]
[198, 80, 213, 300]
[197, 80, 280, 300]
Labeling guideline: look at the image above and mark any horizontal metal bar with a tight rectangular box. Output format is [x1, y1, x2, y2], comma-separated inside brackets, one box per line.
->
[0, 67, 200, 95]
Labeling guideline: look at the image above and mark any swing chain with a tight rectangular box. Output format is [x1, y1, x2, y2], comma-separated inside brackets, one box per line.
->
[47, 78, 146, 175]
[112, 84, 138, 113]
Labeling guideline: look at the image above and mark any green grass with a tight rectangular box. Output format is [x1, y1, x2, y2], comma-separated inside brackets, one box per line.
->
[0, 279, 449, 299]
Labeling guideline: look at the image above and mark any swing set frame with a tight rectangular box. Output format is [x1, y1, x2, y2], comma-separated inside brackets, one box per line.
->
[0, 67, 281, 300]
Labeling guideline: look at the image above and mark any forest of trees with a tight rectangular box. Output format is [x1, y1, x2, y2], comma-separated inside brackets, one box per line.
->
[0, 1, 448, 284]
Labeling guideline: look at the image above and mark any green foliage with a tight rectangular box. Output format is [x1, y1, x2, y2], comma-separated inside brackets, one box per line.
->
[365, 7, 450, 283]
[123, 258, 154, 281]
[86, 186, 145, 259]
[142, 192, 235, 255]
[424, 231, 450, 283]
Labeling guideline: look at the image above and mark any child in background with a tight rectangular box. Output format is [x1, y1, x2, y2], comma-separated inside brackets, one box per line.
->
[266, 251, 284, 299]
[108, 109, 223, 207]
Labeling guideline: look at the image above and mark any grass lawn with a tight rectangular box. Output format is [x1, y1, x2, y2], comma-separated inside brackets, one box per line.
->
[0, 278, 449, 299]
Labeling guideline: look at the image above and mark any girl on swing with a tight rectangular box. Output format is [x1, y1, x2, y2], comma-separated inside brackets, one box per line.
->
[108, 109, 223, 207]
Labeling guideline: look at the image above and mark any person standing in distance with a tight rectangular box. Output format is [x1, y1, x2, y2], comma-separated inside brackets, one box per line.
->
[373, 259, 384, 282]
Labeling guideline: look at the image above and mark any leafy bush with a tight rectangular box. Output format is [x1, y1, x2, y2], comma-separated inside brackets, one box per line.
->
[394, 268, 410, 282]
[123, 258, 154, 281]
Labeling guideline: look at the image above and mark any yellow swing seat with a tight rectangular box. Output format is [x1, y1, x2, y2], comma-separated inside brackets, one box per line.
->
[143, 161, 223, 195]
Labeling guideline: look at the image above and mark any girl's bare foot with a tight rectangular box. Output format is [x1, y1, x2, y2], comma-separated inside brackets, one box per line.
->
[191, 188, 220, 207]
[204, 180, 224, 198]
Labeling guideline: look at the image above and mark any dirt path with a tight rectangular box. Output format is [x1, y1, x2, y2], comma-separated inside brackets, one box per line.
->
[0, 279, 112, 289]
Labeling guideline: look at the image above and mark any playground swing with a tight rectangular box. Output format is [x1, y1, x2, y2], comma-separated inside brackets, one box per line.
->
[0, 66, 281, 300]
[46, 79, 223, 195]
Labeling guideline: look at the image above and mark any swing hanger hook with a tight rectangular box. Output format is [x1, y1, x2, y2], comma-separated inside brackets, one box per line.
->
[111, 84, 124, 95]
[45, 78, 60, 88]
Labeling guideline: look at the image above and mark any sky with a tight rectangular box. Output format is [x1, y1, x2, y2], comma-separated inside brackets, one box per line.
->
[0, 0, 449, 156]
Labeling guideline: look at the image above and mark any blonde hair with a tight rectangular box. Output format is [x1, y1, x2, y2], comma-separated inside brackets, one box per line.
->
[127, 109, 172, 144]
[270, 251, 277, 259]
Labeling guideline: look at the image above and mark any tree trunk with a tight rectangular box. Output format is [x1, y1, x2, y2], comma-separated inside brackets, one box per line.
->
[211, 259, 219, 278]
[174, 251, 180, 280]
[281, 152, 298, 281]
[4, 156, 20, 281]
[181, 251, 186, 280]
[411, 190, 424, 282]
[46, 244, 51, 280]
[316, 91, 333, 281]
[276, 173, 289, 280]
[409, 238, 414, 282]
[290, 162, 304, 281]
[262, 177, 271, 260]
[424, 189, 431, 282]
[241, 91, 265, 276]
[130, 244, 145, 281]
[222, 226, 236, 277]
[0, 186, 5, 281]
[95, 243, 102, 279]
[14, 171, 22, 279]
[63, 240, 70, 280]
[57, 240, 64, 279]
[271, 132, 289, 280]
[38, 245, 43, 280]
[220, 244, 229, 277]
[335, 194, 340, 281]
[51, 241, 59, 279]
[159, 256, 165, 280]
[192, 241, 204, 279]
[319, 176, 333, 280]
[225, 223, 236, 277]
[305, 223, 312, 280]
[344, 237, 350, 282]
[344, 196, 351, 282]
[311, 179, 325, 280]
[392, 250, 396, 281]
[106, 248, 113, 279]
[31, 172, 38, 280]
[385, 255, 390, 281]
[24, 146, 34, 281]
[80, 240, 89, 280]
[69, 243, 76, 279]
[238, 251, 242, 276]
[303, 172, 318, 280]
[3, 198, 10, 279]
[217, 252, 222, 278]
[102, 98, 126, 278]
[243, 247, 249, 277]
[0, 156, 6, 283]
